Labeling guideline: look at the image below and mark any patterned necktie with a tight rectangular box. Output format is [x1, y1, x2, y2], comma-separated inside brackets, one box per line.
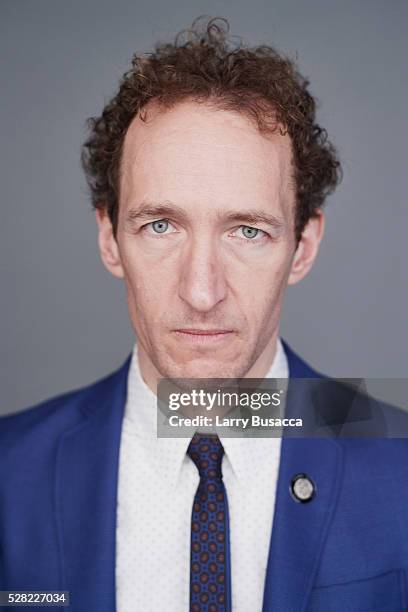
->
[187, 433, 229, 612]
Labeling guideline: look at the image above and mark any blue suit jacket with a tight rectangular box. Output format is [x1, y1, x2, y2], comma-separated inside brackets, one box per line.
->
[1, 340, 408, 611]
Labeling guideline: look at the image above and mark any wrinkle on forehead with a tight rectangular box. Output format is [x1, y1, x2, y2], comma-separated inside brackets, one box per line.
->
[119, 100, 296, 217]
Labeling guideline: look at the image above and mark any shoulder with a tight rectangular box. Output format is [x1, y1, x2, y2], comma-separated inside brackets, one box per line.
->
[0, 355, 132, 457]
[281, 338, 408, 442]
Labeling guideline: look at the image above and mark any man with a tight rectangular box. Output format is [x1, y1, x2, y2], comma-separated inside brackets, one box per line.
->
[1, 17, 408, 612]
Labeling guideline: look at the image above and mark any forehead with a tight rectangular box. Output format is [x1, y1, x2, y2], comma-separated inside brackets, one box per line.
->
[119, 100, 295, 217]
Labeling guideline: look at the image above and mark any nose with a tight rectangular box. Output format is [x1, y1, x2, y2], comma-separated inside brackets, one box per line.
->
[178, 237, 227, 313]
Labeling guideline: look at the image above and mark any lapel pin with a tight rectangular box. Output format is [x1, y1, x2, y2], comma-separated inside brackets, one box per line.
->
[290, 473, 316, 503]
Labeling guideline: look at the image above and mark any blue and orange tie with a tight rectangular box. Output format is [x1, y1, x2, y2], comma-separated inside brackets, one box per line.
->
[187, 433, 230, 612]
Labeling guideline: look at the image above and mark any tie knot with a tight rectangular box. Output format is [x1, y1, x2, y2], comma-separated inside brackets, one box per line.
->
[187, 434, 225, 480]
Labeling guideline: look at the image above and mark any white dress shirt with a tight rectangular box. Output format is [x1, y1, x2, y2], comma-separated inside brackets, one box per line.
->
[116, 339, 288, 611]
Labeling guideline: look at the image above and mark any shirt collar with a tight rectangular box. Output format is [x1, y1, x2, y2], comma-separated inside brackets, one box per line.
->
[123, 338, 288, 488]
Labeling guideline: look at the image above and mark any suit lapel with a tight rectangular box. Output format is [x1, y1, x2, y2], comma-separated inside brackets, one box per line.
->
[55, 357, 130, 612]
[262, 342, 344, 611]
[262, 437, 343, 611]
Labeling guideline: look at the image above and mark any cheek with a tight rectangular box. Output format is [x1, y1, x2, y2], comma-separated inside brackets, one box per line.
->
[231, 247, 293, 296]
[235, 253, 292, 322]
[241, 281, 282, 324]
[122, 254, 172, 320]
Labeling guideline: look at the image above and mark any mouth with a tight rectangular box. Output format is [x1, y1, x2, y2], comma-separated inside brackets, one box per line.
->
[173, 329, 235, 345]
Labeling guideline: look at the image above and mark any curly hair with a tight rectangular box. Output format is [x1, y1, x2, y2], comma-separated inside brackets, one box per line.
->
[82, 16, 341, 243]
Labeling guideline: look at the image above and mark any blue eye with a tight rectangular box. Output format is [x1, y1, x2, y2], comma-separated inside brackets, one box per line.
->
[241, 226, 260, 239]
[152, 219, 169, 233]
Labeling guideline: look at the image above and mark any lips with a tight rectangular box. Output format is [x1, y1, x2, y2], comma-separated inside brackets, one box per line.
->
[173, 329, 234, 344]
[175, 329, 232, 335]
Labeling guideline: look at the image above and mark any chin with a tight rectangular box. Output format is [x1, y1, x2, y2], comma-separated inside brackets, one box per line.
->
[163, 356, 249, 381]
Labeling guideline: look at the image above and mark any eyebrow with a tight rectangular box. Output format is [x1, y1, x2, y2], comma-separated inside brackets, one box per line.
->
[124, 201, 287, 232]
[221, 211, 286, 232]
[125, 202, 189, 225]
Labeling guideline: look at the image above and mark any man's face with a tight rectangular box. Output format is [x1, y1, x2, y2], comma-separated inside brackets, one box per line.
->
[97, 100, 323, 385]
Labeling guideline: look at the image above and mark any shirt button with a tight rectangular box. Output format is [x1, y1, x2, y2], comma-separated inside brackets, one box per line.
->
[290, 473, 316, 503]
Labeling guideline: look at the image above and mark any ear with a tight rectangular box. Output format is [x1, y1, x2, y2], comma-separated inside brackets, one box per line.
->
[288, 210, 325, 285]
[95, 208, 125, 279]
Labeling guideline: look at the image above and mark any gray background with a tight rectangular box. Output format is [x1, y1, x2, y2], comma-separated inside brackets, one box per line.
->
[1, 0, 407, 416]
